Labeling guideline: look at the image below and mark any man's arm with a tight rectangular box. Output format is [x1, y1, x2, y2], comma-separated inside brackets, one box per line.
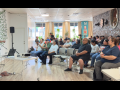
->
[63, 43, 71, 48]
[101, 55, 117, 60]
[38, 43, 48, 49]
[76, 50, 88, 56]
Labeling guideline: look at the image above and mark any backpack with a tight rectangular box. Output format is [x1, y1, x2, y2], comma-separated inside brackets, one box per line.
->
[27, 46, 34, 53]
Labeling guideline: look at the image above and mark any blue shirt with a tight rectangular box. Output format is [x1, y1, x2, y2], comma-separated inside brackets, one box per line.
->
[72, 41, 76, 46]
[101, 46, 120, 63]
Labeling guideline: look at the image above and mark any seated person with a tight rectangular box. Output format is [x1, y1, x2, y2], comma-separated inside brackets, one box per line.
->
[36, 39, 51, 62]
[62, 38, 72, 48]
[94, 37, 120, 81]
[71, 39, 81, 49]
[42, 40, 58, 64]
[71, 38, 76, 46]
[84, 39, 99, 67]
[30, 38, 44, 56]
[86, 39, 109, 68]
[59, 38, 64, 46]
[35, 36, 39, 46]
[98, 36, 105, 46]
[116, 39, 120, 50]
[64, 38, 91, 74]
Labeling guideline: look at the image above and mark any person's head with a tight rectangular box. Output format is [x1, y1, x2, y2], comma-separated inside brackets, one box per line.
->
[46, 39, 50, 44]
[67, 39, 70, 43]
[40, 38, 44, 43]
[82, 38, 88, 45]
[76, 39, 80, 44]
[53, 37, 55, 40]
[53, 40, 58, 45]
[91, 36, 92, 38]
[102, 36, 105, 39]
[91, 39, 97, 46]
[96, 36, 99, 39]
[116, 35, 120, 39]
[103, 39, 109, 45]
[93, 37, 96, 40]
[64, 39, 67, 43]
[47, 37, 49, 39]
[50, 33, 52, 35]
[108, 37, 117, 46]
[72, 38, 75, 42]
[36, 36, 38, 39]
[60, 38, 62, 41]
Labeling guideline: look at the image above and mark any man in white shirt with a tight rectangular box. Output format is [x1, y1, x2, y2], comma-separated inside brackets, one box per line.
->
[30, 39, 44, 56]
[42, 40, 58, 64]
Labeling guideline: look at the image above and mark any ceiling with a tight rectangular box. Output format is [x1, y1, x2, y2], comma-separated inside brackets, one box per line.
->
[2, 8, 114, 22]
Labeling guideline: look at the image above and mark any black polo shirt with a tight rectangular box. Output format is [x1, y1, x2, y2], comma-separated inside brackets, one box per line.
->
[78, 43, 91, 57]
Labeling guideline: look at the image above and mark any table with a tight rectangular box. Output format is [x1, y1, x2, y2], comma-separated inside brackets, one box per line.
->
[102, 69, 120, 81]
[5, 56, 39, 81]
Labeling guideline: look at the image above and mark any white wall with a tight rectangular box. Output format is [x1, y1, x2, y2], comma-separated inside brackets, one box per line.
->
[27, 15, 35, 49]
[0, 8, 10, 56]
[9, 13, 28, 53]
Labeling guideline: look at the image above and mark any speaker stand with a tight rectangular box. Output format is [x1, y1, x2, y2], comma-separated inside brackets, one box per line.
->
[8, 33, 19, 56]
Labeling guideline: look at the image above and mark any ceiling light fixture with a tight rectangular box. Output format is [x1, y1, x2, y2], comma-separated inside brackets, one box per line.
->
[41, 13, 49, 16]
[65, 20, 70, 21]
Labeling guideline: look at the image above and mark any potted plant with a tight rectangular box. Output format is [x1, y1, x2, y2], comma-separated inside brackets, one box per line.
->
[65, 32, 68, 37]
[38, 36, 42, 41]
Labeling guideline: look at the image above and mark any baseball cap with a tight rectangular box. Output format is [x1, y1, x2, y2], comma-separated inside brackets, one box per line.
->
[46, 39, 50, 42]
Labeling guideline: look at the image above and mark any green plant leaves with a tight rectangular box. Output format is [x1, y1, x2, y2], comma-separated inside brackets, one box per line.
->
[56, 34, 59, 38]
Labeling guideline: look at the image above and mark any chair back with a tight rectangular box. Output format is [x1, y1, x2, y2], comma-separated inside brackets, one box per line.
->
[74, 49, 78, 55]
[67, 48, 74, 56]
[59, 48, 66, 55]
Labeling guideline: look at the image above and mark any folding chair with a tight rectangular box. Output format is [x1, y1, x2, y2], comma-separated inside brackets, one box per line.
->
[52, 48, 66, 65]
[60, 48, 75, 68]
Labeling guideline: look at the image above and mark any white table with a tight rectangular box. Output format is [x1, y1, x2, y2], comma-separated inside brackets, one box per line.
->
[5, 56, 39, 81]
[102, 69, 120, 81]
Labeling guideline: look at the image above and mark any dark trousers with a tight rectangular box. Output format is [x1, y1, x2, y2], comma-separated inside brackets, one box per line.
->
[36, 50, 47, 60]
[42, 53, 56, 64]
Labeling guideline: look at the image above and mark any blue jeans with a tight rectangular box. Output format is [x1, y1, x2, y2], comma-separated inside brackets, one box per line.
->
[90, 53, 101, 67]
[36, 50, 47, 60]
[84, 53, 95, 65]
[30, 50, 42, 57]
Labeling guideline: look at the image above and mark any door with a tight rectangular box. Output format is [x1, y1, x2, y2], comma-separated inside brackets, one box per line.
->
[13, 28, 25, 54]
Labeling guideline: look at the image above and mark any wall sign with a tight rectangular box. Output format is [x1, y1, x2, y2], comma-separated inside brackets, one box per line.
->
[81, 21, 88, 39]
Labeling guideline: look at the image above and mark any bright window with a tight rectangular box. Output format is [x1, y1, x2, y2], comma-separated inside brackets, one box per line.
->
[54, 23, 63, 39]
[70, 22, 78, 39]
[36, 23, 45, 39]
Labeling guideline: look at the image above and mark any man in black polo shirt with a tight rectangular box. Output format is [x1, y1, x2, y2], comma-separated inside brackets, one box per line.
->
[64, 38, 91, 74]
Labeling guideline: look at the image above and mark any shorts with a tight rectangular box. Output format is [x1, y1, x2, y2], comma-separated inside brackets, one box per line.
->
[71, 55, 90, 62]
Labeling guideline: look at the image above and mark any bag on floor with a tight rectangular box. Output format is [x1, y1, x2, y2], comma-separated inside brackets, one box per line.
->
[0, 71, 12, 77]
[28, 46, 35, 53]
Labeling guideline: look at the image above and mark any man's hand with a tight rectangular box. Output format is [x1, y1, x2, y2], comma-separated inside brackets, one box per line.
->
[100, 54, 105, 58]
[76, 53, 79, 56]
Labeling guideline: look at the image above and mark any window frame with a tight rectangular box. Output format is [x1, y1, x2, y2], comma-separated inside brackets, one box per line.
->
[70, 22, 78, 39]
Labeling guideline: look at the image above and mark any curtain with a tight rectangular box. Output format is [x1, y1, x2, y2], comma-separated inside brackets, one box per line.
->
[88, 21, 93, 38]
[78, 21, 81, 35]
[52, 22, 55, 37]
[68, 22, 70, 38]
[62, 22, 65, 40]
[45, 22, 50, 40]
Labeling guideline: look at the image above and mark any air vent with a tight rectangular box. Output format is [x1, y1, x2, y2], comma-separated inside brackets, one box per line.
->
[72, 13, 80, 16]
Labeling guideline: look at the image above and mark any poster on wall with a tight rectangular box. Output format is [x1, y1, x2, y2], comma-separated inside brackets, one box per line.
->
[81, 21, 88, 39]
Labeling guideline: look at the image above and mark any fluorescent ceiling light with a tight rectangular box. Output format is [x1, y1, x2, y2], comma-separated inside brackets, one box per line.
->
[65, 20, 70, 21]
[41, 14, 49, 16]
